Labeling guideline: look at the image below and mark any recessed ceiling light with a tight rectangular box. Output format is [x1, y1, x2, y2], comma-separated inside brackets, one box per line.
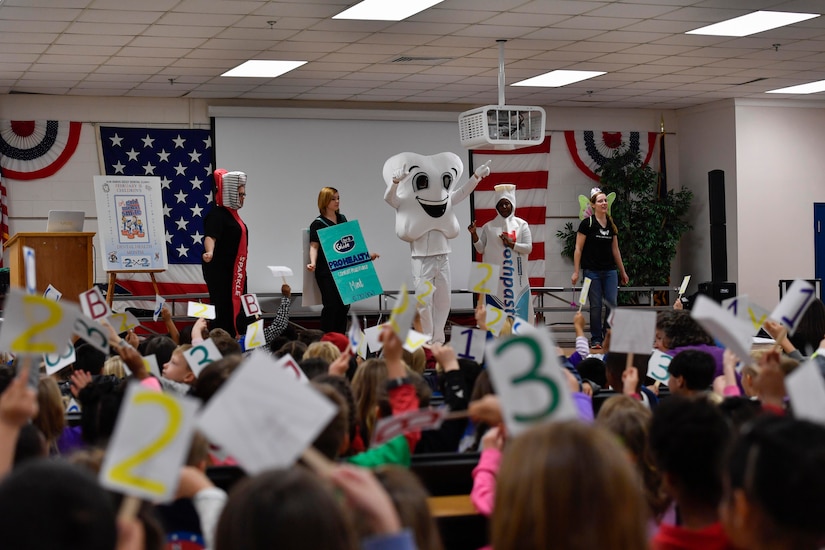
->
[766, 80, 825, 94]
[333, 0, 445, 21]
[687, 11, 819, 37]
[512, 70, 606, 87]
[221, 60, 307, 78]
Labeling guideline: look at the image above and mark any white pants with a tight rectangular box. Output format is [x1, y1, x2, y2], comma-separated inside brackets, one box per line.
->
[411, 254, 451, 344]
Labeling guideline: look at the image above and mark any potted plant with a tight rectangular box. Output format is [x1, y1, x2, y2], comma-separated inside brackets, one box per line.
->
[556, 146, 693, 304]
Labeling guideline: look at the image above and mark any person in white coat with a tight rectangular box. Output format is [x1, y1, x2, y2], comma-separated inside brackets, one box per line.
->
[468, 183, 533, 320]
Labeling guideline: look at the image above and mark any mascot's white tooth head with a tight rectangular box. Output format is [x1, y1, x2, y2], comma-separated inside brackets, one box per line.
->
[383, 152, 464, 242]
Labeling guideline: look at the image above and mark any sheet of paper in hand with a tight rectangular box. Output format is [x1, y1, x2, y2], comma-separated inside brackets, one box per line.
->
[0, 288, 79, 356]
[100, 383, 200, 501]
[610, 309, 657, 355]
[196, 352, 336, 474]
[187, 301, 216, 319]
[770, 279, 816, 335]
[371, 408, 449, 446]
[691, 295, 753, 361]
[485, 330, 577, 436]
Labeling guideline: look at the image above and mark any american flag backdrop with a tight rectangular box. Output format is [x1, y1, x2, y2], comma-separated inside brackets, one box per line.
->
[99, 127, 212, 297]
[470, 137, 551, 288]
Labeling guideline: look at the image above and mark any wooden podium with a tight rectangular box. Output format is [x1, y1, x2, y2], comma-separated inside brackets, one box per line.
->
[4, 232, 95, 302]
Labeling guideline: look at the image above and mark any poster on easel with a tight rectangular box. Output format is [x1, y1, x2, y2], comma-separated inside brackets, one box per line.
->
[93, 176, 168, 272]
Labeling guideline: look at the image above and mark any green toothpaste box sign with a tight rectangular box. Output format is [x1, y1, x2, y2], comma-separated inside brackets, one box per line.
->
[318, 220, 383, 305]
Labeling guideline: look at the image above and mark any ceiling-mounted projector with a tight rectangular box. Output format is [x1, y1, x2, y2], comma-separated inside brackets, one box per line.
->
[459, 40, 546, 150]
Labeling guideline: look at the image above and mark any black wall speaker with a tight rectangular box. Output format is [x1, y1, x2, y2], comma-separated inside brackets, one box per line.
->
[708, 169, 726, 225]
[708, 170, 727, 282]
[698, 281, 737, 303]
[710, 224, 727, 282]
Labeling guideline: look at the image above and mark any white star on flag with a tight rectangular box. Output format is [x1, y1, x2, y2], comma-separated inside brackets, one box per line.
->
[109, 134, 123, 147]
[174, 163, 187, 175]
[174, 190, 188, 203]
[175, 217, 188, 231]
[190, 176, 203, 189]
[143, 162, 156, 175]
[190, 204, 204, 217]
[173, 135, 186, 148]
[176, 244, 189, 257]
[112, 161, 125, 174]
[158, 149, 170, 162]
[142, 135, 155, 148]
[189, 150, 202, 163]
[126, 148, 139, 161]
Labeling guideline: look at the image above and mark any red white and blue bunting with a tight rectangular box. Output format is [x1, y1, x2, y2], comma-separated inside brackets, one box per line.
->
[0, 120, 82, 180]
[564, 130, 657, 182]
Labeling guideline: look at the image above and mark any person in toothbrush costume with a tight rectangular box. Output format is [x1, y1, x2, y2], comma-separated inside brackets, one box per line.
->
[383, 152, 491, 344]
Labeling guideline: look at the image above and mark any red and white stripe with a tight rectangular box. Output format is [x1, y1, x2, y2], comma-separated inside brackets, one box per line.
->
[471, 137, 551, 288]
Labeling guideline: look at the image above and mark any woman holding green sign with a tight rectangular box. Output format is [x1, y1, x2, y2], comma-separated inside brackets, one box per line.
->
[308, 187, 378, 333]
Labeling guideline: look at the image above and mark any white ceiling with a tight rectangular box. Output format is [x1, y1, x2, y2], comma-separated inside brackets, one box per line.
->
[3, 0, 825, 109]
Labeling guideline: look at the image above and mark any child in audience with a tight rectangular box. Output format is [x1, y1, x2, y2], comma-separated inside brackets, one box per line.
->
[34, 376, 67, 455]
[604, 352, 658, 408]
[305, 341, 342, 364]
[491, 421, 648, 549]
[667, 349, 716, 397]
[374, 465, 444, 550]
[720, 415, 825, 550]
[596, 395, 671, 528]
[160, 344, 197, 395]
[214, 465, 415, 550]
[649, 396, 734, 549]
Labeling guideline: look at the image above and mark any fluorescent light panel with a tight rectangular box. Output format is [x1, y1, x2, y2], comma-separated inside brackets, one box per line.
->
[221, 60, 306, 78]
[513, 70, 605, 87]
[333, 0, 445, 21]
[766, 80, 825, 94]
[687, 11, 819, 37]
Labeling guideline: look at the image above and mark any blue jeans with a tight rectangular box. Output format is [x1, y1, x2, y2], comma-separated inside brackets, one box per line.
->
[584, 269, 618, 345]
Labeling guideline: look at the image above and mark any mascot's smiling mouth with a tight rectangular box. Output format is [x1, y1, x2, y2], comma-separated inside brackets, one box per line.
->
[416, 197, 448, 218]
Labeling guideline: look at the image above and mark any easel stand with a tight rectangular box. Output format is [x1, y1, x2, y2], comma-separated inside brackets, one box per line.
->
[106, 270, 163, 307]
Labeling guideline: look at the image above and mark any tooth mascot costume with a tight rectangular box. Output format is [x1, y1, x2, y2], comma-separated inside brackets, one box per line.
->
[383, 152, 491, 344]
[469, 184, 533, 321]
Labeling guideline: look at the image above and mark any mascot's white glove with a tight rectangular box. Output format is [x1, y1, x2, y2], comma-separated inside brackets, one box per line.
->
[474, 160, 491, 180]
[392, 164, 410, 184]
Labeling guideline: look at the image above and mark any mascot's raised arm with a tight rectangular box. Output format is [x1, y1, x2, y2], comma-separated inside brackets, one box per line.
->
[383, 152, 491, 344]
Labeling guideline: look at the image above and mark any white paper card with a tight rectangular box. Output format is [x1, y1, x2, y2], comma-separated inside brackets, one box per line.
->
[485, 330, 578, 436]
[244, 319, 265, 350]
[276, 353, 309, 383]
[578, 277, 592, 307]
[43, 284, 62, 302]
[187, 301, 216, 320]
[372, 408, 448, 445]
[449, 326, 487, 363]
[22, 245, 36, 295]
[609, 309, 657, 355]
[511, 316, 539, 335]
[648, 349, 673, 385]
[678, 275, 691, 296]
[485, 305, 507, 337]
[403, 329, 429, 352]
[196, 353, 337, 474]
[691, 295, 753, 361]
[364, 324, 384, 354]
[100, 384, 199, 501]
[80, 287, 112, 321]
[723, 295, 771, 336]
[44, 341, 76, 375]
[469, 262, 500, 295]
[0, 288, 79, 356]
[71, 315, 110, 354]
[389, 283, 416, 343]
[785, 359, 825, 425]
[241, 294, 261, 317]
[142, 354, 161, 378]
[770, 279, 816, 335]
[107, 311, 141, 334]
[153, 295, 166, 322]
[184, 338, 223, 377]
[267, 265, 294, 278]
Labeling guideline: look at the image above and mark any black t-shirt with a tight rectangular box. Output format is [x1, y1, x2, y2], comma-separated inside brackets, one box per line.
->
[309, 213, 347, 277]
[577, 216, 617, 270]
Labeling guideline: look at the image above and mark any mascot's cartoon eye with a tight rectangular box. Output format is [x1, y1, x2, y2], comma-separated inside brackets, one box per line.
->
[442, 173, 453, 190]
[413, 173, 429, 191]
